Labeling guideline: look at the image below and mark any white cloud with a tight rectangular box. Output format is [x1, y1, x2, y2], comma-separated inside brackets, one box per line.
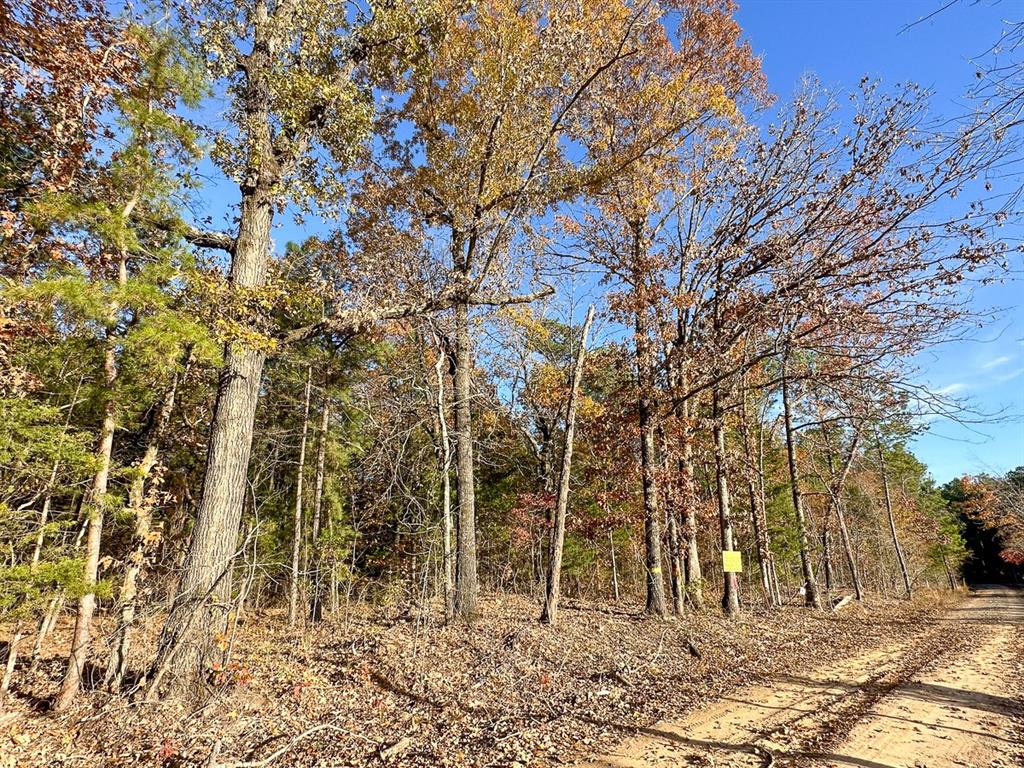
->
[936, 382, 967, 395]
[994, 367, 1024, 384]
[982, 354, 1013, 370]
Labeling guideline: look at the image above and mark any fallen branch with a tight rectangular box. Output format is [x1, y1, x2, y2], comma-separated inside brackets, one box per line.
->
[215, 724, 377, 768]
[832, 594, 854, 612]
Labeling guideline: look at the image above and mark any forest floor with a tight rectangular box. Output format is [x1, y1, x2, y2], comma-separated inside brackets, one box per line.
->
[579, 585, 1024, 768]
[2, 587, 1019, 768]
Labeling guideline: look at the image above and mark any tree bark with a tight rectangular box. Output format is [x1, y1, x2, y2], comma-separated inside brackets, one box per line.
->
[740, 387, 776, 607]
[658, 415, 685, 615]
[54, 314, 119, 710]
[309, 386, 330, 623]
[755, 424, 782, 607]
[746, 479, 774, 607]
[609, 530, 620, 602]
[712, 387, 740, 616]
[941, 553, 957, 591]
[432, 336, 455, 621]
[821, 511, 834, 595]
[452, 297, 478, 619]
[146, 184, 273, 699]
[780, 355, 821, 610]
[541, 306, 594, 625]
[104, 356, 187, 690]
[678, 402, 704, 609]
[634, 304, 666, 617]
[145, 2, 302, 696]
[289, 365, 313, 626]
[665, 505, 685, 615]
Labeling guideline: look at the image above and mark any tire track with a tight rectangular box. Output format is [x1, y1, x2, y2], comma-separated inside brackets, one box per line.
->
[578, 587, 1022, 768]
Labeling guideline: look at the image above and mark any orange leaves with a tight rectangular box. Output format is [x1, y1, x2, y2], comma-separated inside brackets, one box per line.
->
[208, 660, 252, 687]
[156, 738, 179, 760]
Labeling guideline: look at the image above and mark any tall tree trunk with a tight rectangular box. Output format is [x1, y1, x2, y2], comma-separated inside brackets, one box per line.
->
[145, 5, 293, 695]
[53, 159, 144, 708]
[678, 402, 703, 608]
[824, 430, 864, 601]
[665, 506, 685, 615]
[542, 306, 594, 625]
[288, 366, 313, 626]
[780, 356, 821, 610]
[746, 481, 772, 606]
[754, 410, 782, 606]
[713, 387, 740, 616]
[877, 440, 912, 599]
[452, 297, 478, 619]
[328, 513, 340, 614]
[431, 339, 455, 621]
[658, 417, 685, 615]
[634, 305, 666, 617]
[740, 387, 775, 607]
[309, 386, 330, 623]
[54, 310, 119, 710]
[941, 554, 957, 591]
[821, 511, 834, 595]
[760, 489, 782, 606]
[104, 356, 187, 690]
[146, 182, 273, 699]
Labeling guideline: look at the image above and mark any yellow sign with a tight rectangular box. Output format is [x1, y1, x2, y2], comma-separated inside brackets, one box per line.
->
[722, 550, 743, 573]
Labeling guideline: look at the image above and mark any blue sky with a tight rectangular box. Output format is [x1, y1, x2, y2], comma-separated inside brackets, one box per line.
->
[735, 0, 1024, 484]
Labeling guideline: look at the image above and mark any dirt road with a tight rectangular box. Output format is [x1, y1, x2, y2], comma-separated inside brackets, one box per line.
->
[579, 586, 1024, 768]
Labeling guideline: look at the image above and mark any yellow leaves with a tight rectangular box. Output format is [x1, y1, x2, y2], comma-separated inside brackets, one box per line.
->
[501, 305, 550, 346]
[407, 0, 673, 219]
[577, 394, 604, 421]
[529, 363, 567, 411]
[478, 409, 501, 432]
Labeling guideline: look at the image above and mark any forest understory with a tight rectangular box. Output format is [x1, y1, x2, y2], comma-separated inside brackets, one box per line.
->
[4, 2, 1024, 768]
[1, 590, 966, 768]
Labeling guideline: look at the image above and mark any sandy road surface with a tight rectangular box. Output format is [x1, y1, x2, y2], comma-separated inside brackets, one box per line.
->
[579, 586, 1023, 768]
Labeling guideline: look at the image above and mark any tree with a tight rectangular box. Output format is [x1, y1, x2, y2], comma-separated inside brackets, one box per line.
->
[144, 0, 408, 698]
[4, 26, 211, 708]
[0, 0, 138, 278]
[365, 0, 745, 618]
[541, 305, 594, 624]
[561, 0, 763, 615]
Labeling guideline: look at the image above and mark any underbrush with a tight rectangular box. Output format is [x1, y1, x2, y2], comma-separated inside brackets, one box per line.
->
[1, 589, 959, 767]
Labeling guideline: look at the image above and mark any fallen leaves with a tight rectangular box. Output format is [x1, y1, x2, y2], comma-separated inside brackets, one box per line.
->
[3, 592, 956, 767]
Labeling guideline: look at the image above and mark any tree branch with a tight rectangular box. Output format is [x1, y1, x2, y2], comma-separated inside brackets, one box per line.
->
[182, 225, 236, 253]
[279, 285, 554, 345]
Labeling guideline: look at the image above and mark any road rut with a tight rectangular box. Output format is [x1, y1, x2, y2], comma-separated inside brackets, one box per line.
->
[578, 586, 1023, 768]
